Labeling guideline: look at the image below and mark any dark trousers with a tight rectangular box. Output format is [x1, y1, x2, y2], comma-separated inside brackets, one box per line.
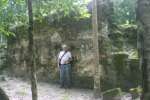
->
[60, 64, 71, 87]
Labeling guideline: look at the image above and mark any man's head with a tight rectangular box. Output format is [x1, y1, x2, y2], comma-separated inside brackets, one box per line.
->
[62, 44, 68, 51]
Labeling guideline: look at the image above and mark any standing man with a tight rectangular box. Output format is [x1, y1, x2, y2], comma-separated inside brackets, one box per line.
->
[58, 44, 72, 88]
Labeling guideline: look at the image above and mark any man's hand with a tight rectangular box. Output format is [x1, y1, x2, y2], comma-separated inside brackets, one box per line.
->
[64, 58, 72, 64]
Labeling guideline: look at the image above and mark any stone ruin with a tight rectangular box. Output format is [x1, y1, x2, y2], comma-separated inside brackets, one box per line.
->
[4, 0, 141, 91]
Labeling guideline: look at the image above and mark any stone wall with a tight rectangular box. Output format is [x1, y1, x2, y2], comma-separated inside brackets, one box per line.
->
[6, 0, 141, 90]
[7, 20, 141, 90]
[6, 0, 113, 89]
[7, 18, 96, 88]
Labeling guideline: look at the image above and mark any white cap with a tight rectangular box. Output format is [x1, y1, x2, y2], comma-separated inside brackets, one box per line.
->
[62, 44, 67, 48]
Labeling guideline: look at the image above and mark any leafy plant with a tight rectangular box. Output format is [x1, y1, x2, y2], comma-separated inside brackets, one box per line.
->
[0, 0, 91, 36]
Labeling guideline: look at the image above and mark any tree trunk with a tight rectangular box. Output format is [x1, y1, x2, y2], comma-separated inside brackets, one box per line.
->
[137, 0, 150, 99]
[0, 88, 9, 100]
[92, 0, 101, 98]
[27, 0, 38, 100]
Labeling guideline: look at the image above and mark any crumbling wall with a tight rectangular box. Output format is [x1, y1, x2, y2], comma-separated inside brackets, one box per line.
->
[7, 18, 96, 88]
[6, 0, 141, 90]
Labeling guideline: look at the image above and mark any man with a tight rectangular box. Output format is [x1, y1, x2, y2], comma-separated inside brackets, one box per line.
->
[58, 44, 72, 88]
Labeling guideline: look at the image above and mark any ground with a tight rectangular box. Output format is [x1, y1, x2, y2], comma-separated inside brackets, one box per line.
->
[0, 75, 140, 100]
[0, 76, 95, 100]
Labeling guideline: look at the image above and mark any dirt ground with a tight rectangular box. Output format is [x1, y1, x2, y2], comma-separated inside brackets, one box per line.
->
[0, 76, 140, 100]
[0, 76, 95, 100]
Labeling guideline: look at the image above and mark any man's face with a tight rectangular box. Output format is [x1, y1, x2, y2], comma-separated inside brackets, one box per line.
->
[63, 47, 68, 51]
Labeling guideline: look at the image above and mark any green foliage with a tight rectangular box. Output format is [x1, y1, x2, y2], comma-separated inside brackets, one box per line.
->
[0, 0, 90, 36]
[109, 0, 138, 52]
[112, 0, 137, 24]
[0, 0, 26, 36]
[0, 26, 15, 36]
[33, 0, 90, 21]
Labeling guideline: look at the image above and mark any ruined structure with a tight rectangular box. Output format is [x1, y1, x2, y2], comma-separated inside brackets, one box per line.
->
[5, 0, 141, 91]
